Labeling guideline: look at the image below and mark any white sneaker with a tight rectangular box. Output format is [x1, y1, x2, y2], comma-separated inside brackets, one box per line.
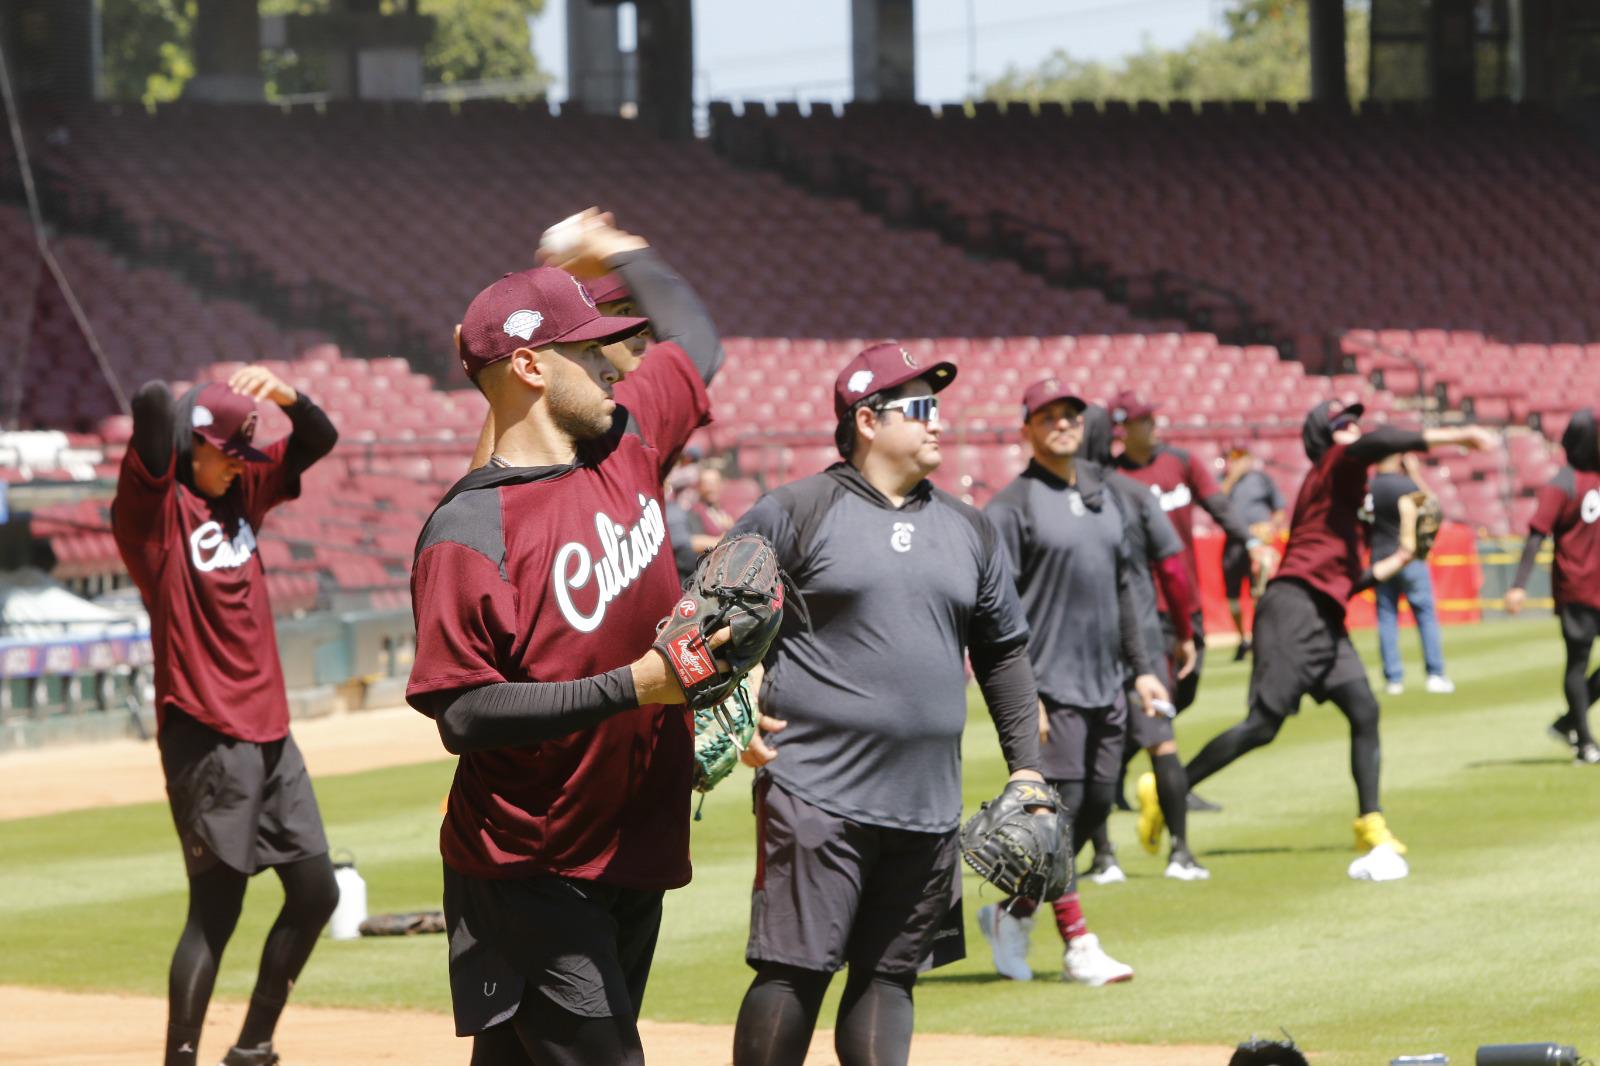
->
[1347, 842, 1410, 882]
[1385, 681, 1405, 696]
[1425, 675, 1455, 694]
[1062, 933, 1134, 986]
[976, 903, 1034, 981]
[1085, 854, 1127, 885]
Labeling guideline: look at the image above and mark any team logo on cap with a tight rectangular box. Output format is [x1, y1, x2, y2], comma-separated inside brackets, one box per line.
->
[239, 411, 258, 442]
[900, 347, 916, 368]
[572, 276, 597, 309]
[192, 406, 215, 429]
[848, 370, 875, 394]
[503, 309, 544, 341]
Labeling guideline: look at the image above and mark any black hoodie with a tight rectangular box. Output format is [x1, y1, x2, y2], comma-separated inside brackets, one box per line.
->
[1561, 408, 1600, 474]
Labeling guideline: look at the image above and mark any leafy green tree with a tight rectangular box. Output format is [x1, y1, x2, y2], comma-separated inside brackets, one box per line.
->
[422, 0, 545, 87]
[986, 0, 1369, 105]
[99, 0, 194, 107]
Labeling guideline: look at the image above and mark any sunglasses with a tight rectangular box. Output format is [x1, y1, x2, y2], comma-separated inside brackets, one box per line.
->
[1329, 413, 1359, 431]
[875, 396, 940, 425]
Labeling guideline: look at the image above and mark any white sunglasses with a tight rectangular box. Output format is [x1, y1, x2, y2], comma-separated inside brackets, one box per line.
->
[874, 396, 940, 425]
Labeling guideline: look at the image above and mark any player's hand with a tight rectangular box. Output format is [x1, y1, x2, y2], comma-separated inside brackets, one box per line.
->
[635, 627, 733, 704]
[1037, 698, 1050, 744]
[1006, 767, 1053, 813]
[1174, 638, 1198, 680]
[1504, 586, 1526, 615]
[1456, 426, 1501, 453]
[739, 714, 787, 768]
[228, 365, 297, 407]
[537, 207, 650, 278]
[1249, 543, 1279, 582]
[1133, 673, 1170, 718]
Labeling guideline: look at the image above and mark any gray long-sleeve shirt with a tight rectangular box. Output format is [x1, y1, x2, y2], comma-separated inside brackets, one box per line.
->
[986, 461, 1151, 709]
[732, 463, 1035, 833]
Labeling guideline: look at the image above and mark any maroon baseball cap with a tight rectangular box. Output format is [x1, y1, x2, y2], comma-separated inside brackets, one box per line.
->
[190, 383, 270, 463]
[1108, 390, 1157, 425]
[456, 267, 648, 378]
[1021, 377, 1086, 421]
[832, 341, 956, 419]
[587, 273, 631, 305]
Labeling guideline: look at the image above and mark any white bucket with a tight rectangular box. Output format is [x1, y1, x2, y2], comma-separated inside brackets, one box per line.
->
[328, 851, 368, 940]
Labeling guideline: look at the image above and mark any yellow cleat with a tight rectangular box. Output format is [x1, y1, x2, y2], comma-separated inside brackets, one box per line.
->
[1353, 812, 1407, 855]
[1136, 772, 1165, 855]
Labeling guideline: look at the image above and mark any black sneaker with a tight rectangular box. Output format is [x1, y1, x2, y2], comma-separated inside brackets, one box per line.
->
[220, 1044, 279, 1066]
[1164, 845, 1211, 881]
[1186, 790, 1223, 813]
[1232, 640, 1251, 662]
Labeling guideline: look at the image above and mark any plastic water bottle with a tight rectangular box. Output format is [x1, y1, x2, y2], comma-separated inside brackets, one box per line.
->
[328, 850, 367, 940]
[1476, 1046, 1579, 1066]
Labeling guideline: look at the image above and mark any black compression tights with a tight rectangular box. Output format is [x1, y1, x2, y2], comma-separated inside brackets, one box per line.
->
[1090, 747, 1190, 855]
[733, 964, 917, 1066]
[165, 854, 338, 1066]
[1560, 637, 1600, 746]
[1052, 780, 1113, 860]
[468, 991, 645, 1066]
[1186, 681, 1383, 814]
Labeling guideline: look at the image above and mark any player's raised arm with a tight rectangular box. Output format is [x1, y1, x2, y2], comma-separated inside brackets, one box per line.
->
[227, 365, 338, 475]
[541, 208, 725, 386]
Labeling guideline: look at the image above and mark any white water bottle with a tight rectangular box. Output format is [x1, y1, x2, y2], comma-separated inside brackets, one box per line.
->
[328, 850, 367, 940]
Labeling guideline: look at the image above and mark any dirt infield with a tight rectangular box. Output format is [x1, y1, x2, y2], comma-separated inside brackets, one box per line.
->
[1, 712, 1229, 1065]
[0, 986, 1227, 1065]
[0, 706, 444, 821]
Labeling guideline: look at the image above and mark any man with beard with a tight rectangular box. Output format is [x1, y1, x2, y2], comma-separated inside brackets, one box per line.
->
[728, 341, 1045, 1062]
[1181, 402, 1496, 879]
[976, 380, 1166, 984]
[407, 213, 743, 1064]
[1505, 408, 1600, 765]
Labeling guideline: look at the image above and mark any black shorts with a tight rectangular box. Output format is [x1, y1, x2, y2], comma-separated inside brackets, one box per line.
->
[1040, 701, 1126, 782]
[158, 705, 328, 878]
[747, 777, 963, 975]
[1127, 684, 1176, 750]
[442, 864, 663, 1036]
[1248, 580, 1368, 720]
[1558, 602, 1600, 645]
[1222, 541, 1252, 599]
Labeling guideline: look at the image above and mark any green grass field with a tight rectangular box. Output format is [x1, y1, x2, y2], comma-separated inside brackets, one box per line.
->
[4, 617, 1598, 1062]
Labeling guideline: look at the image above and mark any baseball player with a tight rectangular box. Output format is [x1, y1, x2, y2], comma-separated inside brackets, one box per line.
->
[728, 341, 1045, 1064]
[1077, 404, 1208, 883]
[1220, 442, 1286, 659]
[1111, 392, 1273, 717]
[1368, 453, 1453, 695]
[407, 214, 736, 1065]
[1505, 407, 1600, 765]
[975, 382, 1164, 985]
[1181, 401, 1497, 873]
[111, 367, 340, 1066]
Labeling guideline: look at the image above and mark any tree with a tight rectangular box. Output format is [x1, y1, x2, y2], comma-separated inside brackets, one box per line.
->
[97, 0, 547, 103]
[985, 0, 1369, 105]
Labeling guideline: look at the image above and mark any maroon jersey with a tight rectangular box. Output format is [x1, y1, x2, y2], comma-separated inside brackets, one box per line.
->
[112, 441, 301, 742]
[1271, 441, 1380, 614]
[1530, 467, 1600, 610]
[407, 346, 710, 888]
[1115, 444, 1219, 612]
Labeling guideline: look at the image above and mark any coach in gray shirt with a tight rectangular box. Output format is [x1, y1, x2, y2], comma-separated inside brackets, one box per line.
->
[978, 378, 1167, 988]
[729, 341, 1043, 1065]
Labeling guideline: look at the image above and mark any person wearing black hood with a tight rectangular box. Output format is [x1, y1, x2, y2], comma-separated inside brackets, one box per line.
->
[975, 379, 1168, 987]
[112, 366, 340, 1066]
[1505, 408, 1600, 765]
[1076, 403, 1210, 884]
[1181, 400, 1496, 880]
[728, 341, 1045, 1064]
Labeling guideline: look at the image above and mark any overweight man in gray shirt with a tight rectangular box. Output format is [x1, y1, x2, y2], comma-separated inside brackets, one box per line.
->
[728, 342, 1045, 1066]
[978, 378, 1169, 988]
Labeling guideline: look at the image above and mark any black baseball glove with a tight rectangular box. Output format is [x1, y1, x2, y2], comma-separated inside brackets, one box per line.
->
[1403, 491, 1444, 561]
[959, 779, 1071, 902]
[653, 532, 799, 710]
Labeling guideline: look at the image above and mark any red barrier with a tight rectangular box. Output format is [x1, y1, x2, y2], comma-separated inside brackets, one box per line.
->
[1192, 522, 1482, 637]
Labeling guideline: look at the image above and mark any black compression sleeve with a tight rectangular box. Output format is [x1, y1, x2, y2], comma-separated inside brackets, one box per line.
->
[420, 667, 640, 753]
[130, 381, 175, 473]
[1513, 532, 1546, 590]
[280, 394, 339, 474]
[969, 639, 1040, 773]
[1345, 426, 1429, 465]
[609, 248, 725, 385]
[1202, 490, 1255, 544]
[1116, 565, 1153, 677]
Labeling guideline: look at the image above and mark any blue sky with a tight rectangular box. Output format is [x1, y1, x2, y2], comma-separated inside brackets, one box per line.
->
[532, 0, 1222, 108]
